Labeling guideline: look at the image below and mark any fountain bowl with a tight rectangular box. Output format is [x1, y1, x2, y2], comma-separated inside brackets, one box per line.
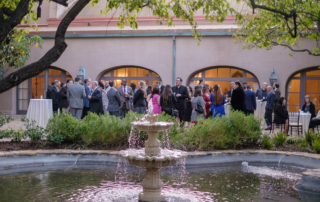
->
[131, 121, 174, 132]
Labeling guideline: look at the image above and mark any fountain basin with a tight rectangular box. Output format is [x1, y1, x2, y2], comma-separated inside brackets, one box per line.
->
[131, 121, 174, 132]
[119, 148, 188, 168]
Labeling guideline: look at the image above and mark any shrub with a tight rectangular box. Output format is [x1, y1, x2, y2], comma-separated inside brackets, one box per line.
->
[312, 137, 320, 154]
[21, 116, 44, 143]
[45, 113, 82, 144]
[286, 136, 304, 144]
[0, 112, 14, 128]
[304, 130, 318, 145]
[2, 128, 25, 142]
[300, 140, 309, 148]
[81, 111, 144, 146]
[180, 110, 262, 150]
[262, 134, 273, 150]
[273, 132, 287, 146]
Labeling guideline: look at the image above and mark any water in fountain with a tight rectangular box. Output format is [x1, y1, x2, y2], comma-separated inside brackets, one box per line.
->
[119, 111, 188, 201]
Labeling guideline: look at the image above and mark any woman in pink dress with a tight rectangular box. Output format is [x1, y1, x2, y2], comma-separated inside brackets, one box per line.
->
[146, 86, 161, 114]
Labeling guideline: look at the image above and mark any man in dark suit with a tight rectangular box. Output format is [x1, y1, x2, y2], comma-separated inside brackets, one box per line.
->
[227, 81, 235, 102]
[256, 82, 268, 100]
[50, 80, 60, 113]
[172, 77, 189, 126]
[88, 81, 102, 115]
[107, 81, 121, 117]
[59, 79, 73, 113]
[82, 78, 92, 118]
[273, 82, 281, 108]
[262, 86, 275, 130]
[245, 84, 256, 115]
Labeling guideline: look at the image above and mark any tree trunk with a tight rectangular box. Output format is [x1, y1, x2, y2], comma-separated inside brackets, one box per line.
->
[0, 0, 90, 94]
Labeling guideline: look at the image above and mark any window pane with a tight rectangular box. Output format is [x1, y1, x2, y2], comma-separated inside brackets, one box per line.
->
[114, 68, 126, 77]
[287, 93, 300, 105]
[127, 68, 137, 77]
[152, 72, 159, 77]
[231, 69, 243, 78]
[19, 89, 28, 99]
[19, 80, 28, 88]
[127, 80, 141, 89]
[308, 93, 320, 105]
[288, 105, 299, 112]
[218, 68, 230, 78]
[287, 79, 300, 93]
[104, 72, 111, 77]
[246, 81, 259, 92]
[194, 73, 202, 78]
[246, 73, 254, 78]
[205, 69, 217, 78]
[32, 89, 45, 99]
[115, 79, 122, 88]
[19, 100, 29, 110]
[66, 72, 71, 76]
[137, 68, 149, 77]
[152, 80, 162, 89]
[39, 71, 45, 75]
[306, 80, 320, 92]
[32, 77, 45, 89]
[306, 70, 320, 77]
[294, 73, 300, 77]
[206, 81, 231, 95]
[49, 69, 61, 75]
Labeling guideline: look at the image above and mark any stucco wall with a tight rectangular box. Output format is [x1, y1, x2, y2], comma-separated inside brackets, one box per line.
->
[0, 35, 319, 115]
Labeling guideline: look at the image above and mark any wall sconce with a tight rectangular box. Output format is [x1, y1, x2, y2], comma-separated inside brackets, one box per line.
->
[269, 68, 278, 86]
[77, 66, 86, 83]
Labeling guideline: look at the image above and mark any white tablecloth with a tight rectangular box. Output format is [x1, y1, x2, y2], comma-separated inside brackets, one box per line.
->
[289, 112, 311, 135]
[224, 101, 267, 127]
[26, 99, 53, 128]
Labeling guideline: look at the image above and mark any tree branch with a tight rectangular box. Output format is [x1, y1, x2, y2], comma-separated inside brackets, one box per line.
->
[139, 1, 150, 8]
[0, 0, 91, 93]
[51, 0, 68, 7]
[271, 41, 320, 56]
[1, 7, 14, 16]
[250, 0, 298, 38]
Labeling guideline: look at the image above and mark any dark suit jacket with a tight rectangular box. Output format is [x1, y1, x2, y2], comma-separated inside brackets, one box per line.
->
[89, 88, 102, 114]
[227, 89, 233, 98]
[59, 86, 69, 108]
[172, 85, 189, 110]
[133, 89, 146, 107]
[231, 88, 246, 112]
[245, 90, 256, 111]
[83, 85, 92, 108]
[302, 103, 316, 118]
[263, 92, 275, 109]
[107, 87, 121, 112]
[50, 86, 59, 109]
[273, 88, 281, 108]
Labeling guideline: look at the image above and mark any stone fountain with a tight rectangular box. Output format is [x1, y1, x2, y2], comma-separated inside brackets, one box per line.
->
[119, 111, 188, 202]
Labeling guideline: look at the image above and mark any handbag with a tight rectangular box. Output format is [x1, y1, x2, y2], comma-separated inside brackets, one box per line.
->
[195, 98, 204, 114]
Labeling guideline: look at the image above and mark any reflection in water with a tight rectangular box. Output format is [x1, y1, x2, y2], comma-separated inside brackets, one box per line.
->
[0, 162, 305, 202]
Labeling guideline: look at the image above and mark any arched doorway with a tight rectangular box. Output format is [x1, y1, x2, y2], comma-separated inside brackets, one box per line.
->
[99, 66, 162, 88]
[188, 67, 260, 95]
[286, 67, 320, 113]
[16, 68, 73, 114]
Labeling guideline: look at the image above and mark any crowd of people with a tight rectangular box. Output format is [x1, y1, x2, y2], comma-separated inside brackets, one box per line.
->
[45, 76, 320, 133]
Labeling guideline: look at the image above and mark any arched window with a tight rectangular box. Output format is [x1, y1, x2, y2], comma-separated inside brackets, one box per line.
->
[16, 68, 73, 114]
[99, 67, 162, 88]
[188, 67, 259, 95]
[287, 68, 320, 113]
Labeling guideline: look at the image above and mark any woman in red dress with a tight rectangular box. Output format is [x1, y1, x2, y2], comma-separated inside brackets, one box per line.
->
[202, 84, 212, 119]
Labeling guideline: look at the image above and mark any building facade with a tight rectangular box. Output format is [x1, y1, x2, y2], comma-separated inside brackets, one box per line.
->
[0, 1, 319, 115]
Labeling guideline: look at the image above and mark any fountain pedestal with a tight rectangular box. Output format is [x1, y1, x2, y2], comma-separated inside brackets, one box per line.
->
[119, 112, 187, 202]
[139, 168, 165, 201]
